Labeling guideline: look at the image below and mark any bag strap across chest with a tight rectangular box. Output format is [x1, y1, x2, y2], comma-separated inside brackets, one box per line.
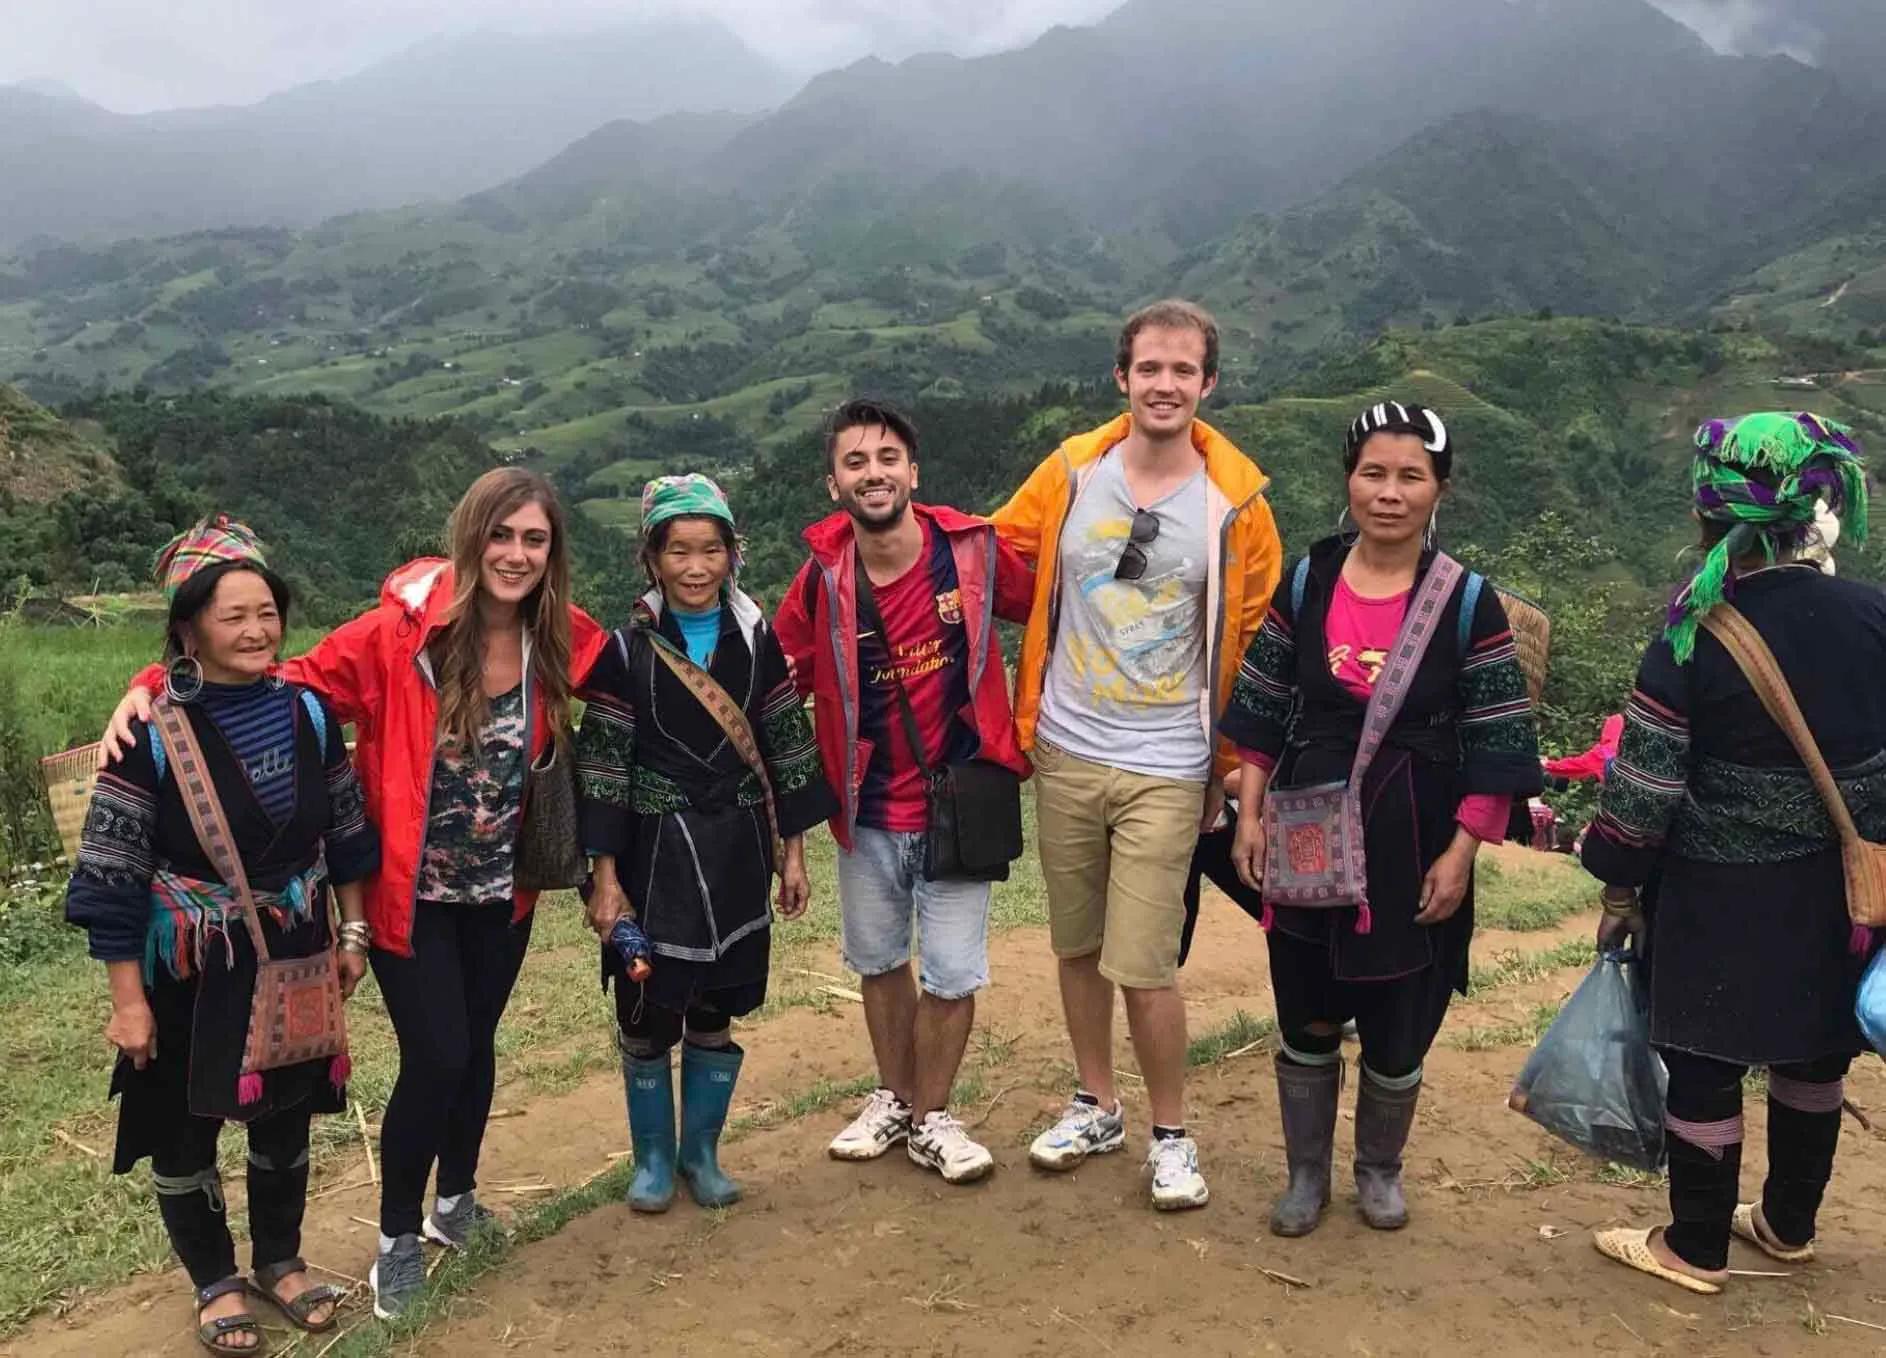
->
[1700, 604, 1886, 928]
[640, 627, 784, 876]
[150, 698, 273, 963]
[1346, 553, 1465, 790]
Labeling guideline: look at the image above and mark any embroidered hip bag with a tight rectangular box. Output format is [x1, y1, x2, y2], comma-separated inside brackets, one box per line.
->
[643, 632, 784, 874]
[151, 698, 347, 1105]
[854, 554, 1022, 884]
[1700, 605, 1886, 932]
[1262, 553, 1464, 933]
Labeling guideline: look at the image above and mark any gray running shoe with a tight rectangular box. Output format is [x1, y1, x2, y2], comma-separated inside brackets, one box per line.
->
[1028, 1098, 1126, 1170]
[423, 1193, 503, 1250]
[370, 1233, 425, 1320]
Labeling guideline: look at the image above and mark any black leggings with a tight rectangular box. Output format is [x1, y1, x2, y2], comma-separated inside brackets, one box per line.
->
[1661, 1047, 1853, 1271]
[1267, 928, 1454, 1081]
[613, 980, 732, 1058]
[370, 900, 534, 1237]
[151, 1104, 313, 1290]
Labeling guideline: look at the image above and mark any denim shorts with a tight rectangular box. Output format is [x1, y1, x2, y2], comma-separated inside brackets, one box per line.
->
[836, 827, 992, 1000]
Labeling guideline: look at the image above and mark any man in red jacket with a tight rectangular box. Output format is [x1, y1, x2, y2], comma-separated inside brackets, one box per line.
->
[774, 398, 1033, 1185]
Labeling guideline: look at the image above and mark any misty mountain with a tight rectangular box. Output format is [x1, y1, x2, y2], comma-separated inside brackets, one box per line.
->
[0, 20, 792, 247]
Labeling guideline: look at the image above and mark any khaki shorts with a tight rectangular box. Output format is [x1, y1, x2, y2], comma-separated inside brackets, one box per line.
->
[1031, 738, 1205, 990]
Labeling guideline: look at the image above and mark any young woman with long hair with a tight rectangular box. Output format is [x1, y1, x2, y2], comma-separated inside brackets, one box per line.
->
[104, 468, 609, 1319]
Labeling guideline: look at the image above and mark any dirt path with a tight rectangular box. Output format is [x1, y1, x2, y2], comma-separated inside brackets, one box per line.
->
[11, 895, 1886, 1357]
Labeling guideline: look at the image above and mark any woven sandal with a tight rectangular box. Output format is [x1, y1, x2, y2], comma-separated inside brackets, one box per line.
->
[1592, 1227, 1726, 1296]
[250, 1258, 343, 1334]
[1732, 1203, 1816, 1263]
[195, 1276, 266, 1354]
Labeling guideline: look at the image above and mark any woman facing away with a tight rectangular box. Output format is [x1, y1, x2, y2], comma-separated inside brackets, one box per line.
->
[1584, 412, 1885, 1295]
[1221, 401, 1541, 1238]
[103, 468, 610, 1320]
[576, 475, 837, 1212]
[68, 516, 380, 1353]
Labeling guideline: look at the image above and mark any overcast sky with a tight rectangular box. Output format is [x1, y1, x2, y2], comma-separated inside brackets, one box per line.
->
[0, 0, 1827, 115]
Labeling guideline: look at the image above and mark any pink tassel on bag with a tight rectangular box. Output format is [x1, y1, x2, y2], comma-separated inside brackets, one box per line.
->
[329, 1053, 351, 1090]
[1355, 902, 1374, 936]
[1258, 903, 1275, 933]
[1852, 924, 1875, 958]
[237, 1072, 264, 1105]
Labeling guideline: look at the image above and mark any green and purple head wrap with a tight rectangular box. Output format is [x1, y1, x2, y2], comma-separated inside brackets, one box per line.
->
[1667, 411, 1868, 663]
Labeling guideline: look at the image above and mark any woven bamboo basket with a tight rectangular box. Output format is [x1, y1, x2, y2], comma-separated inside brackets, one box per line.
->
[1496, 589, 1551, 710]
[39, 744, 100, 862]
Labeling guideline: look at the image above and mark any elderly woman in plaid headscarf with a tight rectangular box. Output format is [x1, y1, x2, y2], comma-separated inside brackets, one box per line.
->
[1584, 413, 1884, 1295]
[574, 475, 836, 1214]
[66, 515, 380, 1352]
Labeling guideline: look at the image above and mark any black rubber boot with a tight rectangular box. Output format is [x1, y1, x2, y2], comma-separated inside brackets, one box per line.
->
[1270, 1056, 1342, 1238]
[1354, 1071, 1420, 1230]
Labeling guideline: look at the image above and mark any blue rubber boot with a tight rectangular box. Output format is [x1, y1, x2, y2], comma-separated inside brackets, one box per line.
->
[623, 1052, 676, 1213]
[678, 1043, 744, 1208]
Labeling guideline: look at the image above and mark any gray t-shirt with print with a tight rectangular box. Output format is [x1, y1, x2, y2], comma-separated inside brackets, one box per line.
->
[1036, 452, 1211, 782]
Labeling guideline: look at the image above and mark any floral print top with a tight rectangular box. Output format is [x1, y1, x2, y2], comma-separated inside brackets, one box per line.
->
[415, 684, 526, 904]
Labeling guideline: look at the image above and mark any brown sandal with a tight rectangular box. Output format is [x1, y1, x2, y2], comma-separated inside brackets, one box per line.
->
[1592, 1227, 1726, 1296]
[195, 1277, 267, 1354]
[1732, 1202, 1816, 1263]
[250, 1258, 343, 1334]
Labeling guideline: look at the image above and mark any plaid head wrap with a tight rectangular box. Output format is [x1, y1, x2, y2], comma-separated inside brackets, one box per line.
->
[153, 514, 269, 603]
[1667, 411, 1868, 663]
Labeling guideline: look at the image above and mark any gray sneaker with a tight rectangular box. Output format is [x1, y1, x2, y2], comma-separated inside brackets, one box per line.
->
[370, 1233, 425, 1320]
[1028, 1098, 1126, 1171]
[423, 1193, 503, 1250]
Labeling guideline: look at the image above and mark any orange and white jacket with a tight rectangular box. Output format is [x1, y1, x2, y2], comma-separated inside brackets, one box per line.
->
[991, 413, 1284, 782]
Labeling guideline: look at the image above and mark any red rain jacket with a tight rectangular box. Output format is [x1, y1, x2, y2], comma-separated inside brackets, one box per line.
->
[773, 504, 1033, 852]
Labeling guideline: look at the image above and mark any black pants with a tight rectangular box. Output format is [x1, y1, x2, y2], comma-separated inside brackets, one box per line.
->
[370, 900, 534, 1237]
[1267, 928, 1454, 1080]
[614, 980, 731, 1058]
[1661, 1047, 1853, 1271]
[151, 1103, 314, 1290]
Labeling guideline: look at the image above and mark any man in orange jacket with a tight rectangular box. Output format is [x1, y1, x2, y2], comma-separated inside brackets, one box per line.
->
[992, 299, 1283, 1210]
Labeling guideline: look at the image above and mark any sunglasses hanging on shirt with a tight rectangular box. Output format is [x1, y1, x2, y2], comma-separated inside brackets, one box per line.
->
[1114, 508, 1162, 582]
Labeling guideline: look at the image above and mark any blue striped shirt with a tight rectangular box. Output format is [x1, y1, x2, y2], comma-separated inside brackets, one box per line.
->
[200, 680, 298, 826]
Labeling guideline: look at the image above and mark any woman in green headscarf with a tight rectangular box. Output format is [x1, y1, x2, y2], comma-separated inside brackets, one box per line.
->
[574, 475, 836, 1213]
[1583, 413, 1884, 1294]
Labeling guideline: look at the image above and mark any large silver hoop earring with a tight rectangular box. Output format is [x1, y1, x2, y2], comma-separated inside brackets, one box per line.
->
[1335, 507, 1360, 544]
[165, 654, 204, 703]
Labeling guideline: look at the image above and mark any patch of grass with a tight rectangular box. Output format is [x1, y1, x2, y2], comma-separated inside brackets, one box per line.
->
[1186, 1010, 1276, 1066]
[1510, 1156, 1575, 1190]
[726, 1075, 879, 1139]
[1466, 938, 1596, 997]
[1593, 1161, 1667, 1190]
[1474, 850, 1597, 932]
[1448, 1000, 1565, 1052]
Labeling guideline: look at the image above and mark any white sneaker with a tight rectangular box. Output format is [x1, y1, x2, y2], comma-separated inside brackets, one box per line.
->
[907, 1110, 995, 1184]
[1027, 1098, 1126, 1171]
[1146, 1136, 1210, 1211]
[828, 1087, 912, 1161]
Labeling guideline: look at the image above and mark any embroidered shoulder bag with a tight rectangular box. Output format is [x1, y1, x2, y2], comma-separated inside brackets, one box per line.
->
[1261, 553, 1464, 932]
[151, 698, 347, 1104]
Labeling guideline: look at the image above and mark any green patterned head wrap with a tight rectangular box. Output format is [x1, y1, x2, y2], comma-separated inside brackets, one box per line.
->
[1667, 411, 1868, 663]
[640, 473, 736, 534]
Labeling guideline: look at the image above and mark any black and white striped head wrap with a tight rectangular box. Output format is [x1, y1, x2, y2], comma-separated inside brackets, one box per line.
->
[1343, 400, 1451, 479]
